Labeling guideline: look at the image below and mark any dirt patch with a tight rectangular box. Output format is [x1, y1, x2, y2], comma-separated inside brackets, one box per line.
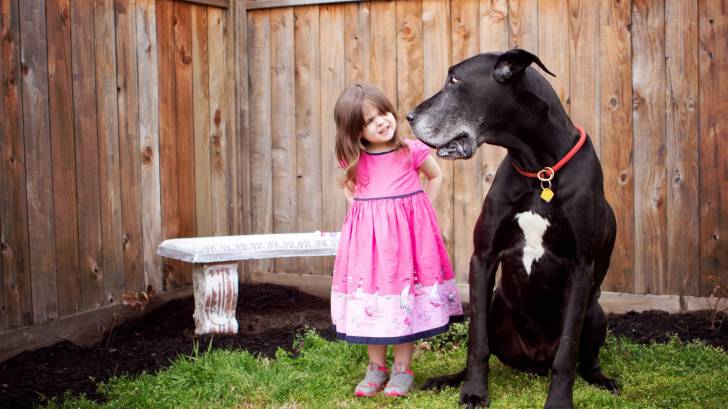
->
[0, 283, 725, 409]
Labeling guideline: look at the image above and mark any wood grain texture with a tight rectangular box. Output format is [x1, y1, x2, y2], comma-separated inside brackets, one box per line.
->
[422, 0, 453, 259]
[319, 4, 345, 275]
[599, 0, 633, 293]
[247, 9, 273, 274]
[568, 0, 600, 156]
[19, 0, 58, 323]
[395, 0, 423, 141]
[508, 0, 538, 52]
[369, 1, 396, 102]
[46, 0, 81, 316]
[72, 0, 103, 311]
[115, 0, 145, 293]
[156, 0, 181, 290]
[1, 0, 32, 329]
[665, 0, 699, 295]
[174, 1, 195, 287]
[208, 7, 229, 237]
[697, 0, 728, 296]
[343, 2, 370, 85]
[538, 0, 570, 110]
[192, 5, 213, 238]
[294, 5, 322, 275]
[95, 0, 124, 304]
[270, 7, 296, 273]
[632, 0, 667, 294]
[136, 0, 163, 292]
[451, 0, 481, 284]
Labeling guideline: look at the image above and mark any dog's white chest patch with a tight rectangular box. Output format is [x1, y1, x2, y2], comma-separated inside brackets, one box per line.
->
[515, 211, 550, 275]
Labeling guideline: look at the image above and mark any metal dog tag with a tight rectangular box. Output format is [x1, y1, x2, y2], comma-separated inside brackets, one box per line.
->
[540, 188, 554, 202]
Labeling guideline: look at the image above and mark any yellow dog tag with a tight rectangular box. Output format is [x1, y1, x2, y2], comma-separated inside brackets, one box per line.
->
[540, 188, 554, 202]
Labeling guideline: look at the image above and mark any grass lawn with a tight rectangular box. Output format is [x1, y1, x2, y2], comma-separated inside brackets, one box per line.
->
[46, 323, 728, 409]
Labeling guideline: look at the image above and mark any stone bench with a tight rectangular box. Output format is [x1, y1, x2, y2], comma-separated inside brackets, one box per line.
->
[157, 232, 340, 335]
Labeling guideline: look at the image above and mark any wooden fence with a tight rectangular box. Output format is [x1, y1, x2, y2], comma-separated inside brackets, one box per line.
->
[0, 0, 726, 350]
[241, 0, 728, 298]
[0, 0, 238, 335]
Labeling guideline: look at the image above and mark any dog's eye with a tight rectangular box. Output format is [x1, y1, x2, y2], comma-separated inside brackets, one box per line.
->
[449, 76, 460, 85]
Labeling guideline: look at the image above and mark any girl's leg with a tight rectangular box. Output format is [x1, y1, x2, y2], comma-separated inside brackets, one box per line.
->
[367, 344, 387, 367]
[392, 342, 414, 371]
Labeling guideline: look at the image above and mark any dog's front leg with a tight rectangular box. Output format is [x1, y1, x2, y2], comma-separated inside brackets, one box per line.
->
[544, 260, 593, 409]
[460, 252, 498, 408]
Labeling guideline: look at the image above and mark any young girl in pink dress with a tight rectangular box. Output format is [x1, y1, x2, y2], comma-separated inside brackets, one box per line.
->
[331, 83, 464, 397]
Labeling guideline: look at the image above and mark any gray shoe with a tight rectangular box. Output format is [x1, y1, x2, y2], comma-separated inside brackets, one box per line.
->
[383, 367, 414, 397]
[354, 363, 389, 397]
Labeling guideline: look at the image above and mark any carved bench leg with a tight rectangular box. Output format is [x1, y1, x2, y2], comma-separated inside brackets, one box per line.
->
[192, 262, 239, 335]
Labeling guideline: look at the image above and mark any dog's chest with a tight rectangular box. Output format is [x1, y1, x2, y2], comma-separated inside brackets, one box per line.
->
[499, 209, 574, 285]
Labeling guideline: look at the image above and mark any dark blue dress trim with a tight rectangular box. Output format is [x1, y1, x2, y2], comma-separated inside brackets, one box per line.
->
[333, 315, 465, 345]
[353, 189, 424, 201]
[362, 147, 399, 155]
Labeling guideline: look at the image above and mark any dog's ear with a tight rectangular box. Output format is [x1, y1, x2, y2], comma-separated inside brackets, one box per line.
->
[493, 48, 556, 83]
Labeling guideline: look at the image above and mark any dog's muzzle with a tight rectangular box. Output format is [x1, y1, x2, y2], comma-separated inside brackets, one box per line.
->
[436, 133, 473, 159]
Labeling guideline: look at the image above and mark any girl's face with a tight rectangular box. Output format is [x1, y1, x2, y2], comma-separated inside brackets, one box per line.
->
[360, 102, 397, 149]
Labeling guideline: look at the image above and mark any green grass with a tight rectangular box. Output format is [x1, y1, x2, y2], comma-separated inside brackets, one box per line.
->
[45, 323, 728, 409]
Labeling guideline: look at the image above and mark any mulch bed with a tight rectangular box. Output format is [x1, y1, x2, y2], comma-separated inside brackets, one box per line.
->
[1, 283, 726, 409]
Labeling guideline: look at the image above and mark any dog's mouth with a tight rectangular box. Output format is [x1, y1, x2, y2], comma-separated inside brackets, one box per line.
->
[436, 133, 473, 160]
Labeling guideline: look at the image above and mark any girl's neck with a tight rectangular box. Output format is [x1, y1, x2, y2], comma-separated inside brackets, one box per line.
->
[364, 142, 393, 153]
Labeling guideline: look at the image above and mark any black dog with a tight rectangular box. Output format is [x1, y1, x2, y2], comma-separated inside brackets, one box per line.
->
[407, 48, 619, 409]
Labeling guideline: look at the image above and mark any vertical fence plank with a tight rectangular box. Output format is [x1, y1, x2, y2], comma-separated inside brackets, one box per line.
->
[192, 5, 212, 238]
[115, 0, 145, 292]
[320, 4, 345, 275]
[423, 0, 453, 259]
[208, 7, 229, 237]
[136, 0, 163, 292]
[72, 0, 103, 310]
[270, 7, 296, 274]
[451, 0, 481, 283]
[156, 0, 180, 290]
[538, 0, 570, 110]
[295, 5, 322, 275]
[234, 0, 250, 239]
[568, 0, 600, 156]
[599, 0, 633, 293]
[47, 0, 81, 316]
[370, 1, 396, 103]
[95, 0, 124, 304]
[698, 0, 728, 296]
[344, 2, 369, 86]
[665, 0, 699, 295]
[1, 0, 32, 328]
[395, 0, 423, 141]
[19, 0, 58, 322]
[479, 0, 509, 204]
[248, 9, 273, 274]
[632, 0, 667, 294]
[174, 1, 195, 287]
[508, 0, 538, 52]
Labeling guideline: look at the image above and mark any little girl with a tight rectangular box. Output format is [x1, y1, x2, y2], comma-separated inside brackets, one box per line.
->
[331, 83, 464, 397]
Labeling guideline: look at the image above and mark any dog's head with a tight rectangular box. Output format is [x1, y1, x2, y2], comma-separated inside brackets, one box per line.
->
[407, 48, 556, 160]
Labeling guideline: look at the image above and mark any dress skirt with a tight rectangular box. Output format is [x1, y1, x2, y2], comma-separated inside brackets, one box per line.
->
[331, 190, 464, 344]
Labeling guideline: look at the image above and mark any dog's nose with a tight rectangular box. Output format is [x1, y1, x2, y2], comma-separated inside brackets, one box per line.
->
[406, 111, 415, 122]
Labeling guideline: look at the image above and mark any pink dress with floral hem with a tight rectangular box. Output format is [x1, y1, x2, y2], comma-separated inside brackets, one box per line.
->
[331, 139, 464, 344]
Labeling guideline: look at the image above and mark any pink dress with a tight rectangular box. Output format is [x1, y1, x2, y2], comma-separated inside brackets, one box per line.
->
[331, 138, 464, 344]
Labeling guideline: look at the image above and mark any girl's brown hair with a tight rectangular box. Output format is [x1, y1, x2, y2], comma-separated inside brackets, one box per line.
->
[334, 83, 407, 187]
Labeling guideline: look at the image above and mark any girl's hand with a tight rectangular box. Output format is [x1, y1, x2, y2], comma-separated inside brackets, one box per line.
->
[418, 155, 443, 202]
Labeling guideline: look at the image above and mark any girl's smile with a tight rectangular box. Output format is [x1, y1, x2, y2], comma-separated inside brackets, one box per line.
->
[361, 103, 397, 152]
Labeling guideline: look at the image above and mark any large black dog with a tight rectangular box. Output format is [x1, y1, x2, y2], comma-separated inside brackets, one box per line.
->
[407, 49, 619, 409]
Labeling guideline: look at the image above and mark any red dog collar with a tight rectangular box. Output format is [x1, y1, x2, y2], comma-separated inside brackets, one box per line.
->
[512, 125, 586, 179]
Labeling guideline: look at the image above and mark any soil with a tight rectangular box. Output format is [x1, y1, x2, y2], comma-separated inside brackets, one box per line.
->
[1, 283, 726, 409]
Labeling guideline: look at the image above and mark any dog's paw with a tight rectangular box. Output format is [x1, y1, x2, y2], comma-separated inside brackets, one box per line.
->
[421, 369, 466, 390]
[579, 368, 620, 395]
[459, 381, 490, 408]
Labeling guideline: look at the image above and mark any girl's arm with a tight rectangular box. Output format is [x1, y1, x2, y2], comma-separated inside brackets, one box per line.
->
[418, 155, 443, 202]
[343, 181, 355, 205]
